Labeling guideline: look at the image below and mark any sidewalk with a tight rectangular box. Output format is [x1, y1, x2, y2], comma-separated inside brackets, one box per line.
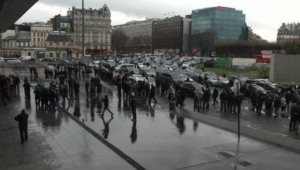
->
[0, 69, 134, 170]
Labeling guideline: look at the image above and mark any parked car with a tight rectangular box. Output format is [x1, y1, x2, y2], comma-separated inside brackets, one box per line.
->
[210, 77, 229, 87]
[139, 68, 156, 78]
[115, 64, 135, 72]
[180, 82, 206, 97]
[5, 58, 21, 63]
[158, 72, 182, 87]
[228, 75, 249, 86]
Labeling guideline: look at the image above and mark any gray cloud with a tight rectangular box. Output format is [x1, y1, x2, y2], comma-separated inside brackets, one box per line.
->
[18, 0, 300, 41]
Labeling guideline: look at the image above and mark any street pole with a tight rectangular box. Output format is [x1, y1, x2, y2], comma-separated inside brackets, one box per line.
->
[82, 0, 85, 58]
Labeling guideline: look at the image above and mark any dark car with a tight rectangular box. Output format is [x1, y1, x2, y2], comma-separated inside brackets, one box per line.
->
[180, 82, 206, 97]
[158, 72, 182, 87]
[228, 75, 249, 86]
[255, 82, 277, 92]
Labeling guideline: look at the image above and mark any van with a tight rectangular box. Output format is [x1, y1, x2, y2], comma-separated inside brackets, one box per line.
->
[115, 64, 135, 71]
[21, 56, 32, 60]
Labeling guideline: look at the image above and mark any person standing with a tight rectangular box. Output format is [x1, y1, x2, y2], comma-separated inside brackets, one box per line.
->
[85, 80, 90, 96]
[281, 95, 287, 117]
[15, 76, 20, 93]
[23, 81, 31, 99]
[101, 95, 113, 117]
[220, 89, 227, 112]
[130, 94, 137, 121]
[81, 69, 85, 81]
[117, 81, 122, 99]
[289, 103, 298, 132]
[14, 110, 28, 144]
[74, 81, 80, 101]
[198, 88, 204, 109]
[194, 91, 200, 112]
[203, 88, 211, 110]
[148, 84, 157, 106]
[274, 96, 282, 118]
[212, 88, 219, 105]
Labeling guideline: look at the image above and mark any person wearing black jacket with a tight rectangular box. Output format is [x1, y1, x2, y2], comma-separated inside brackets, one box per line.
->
[148, 84, 157, 106]
[85, 81, 90, 96]
[220, 90, 227, 112]
[274, 96, 282, 118]
[23, 81, 31, 99]
[256, 92, 265, 116]
[203, 88, 211, 110]
[74, 81, 80, 100]
[15, 76, 20, 93]
[14, 110, 28, 144]
[101, 95, 113, 117]
[97, 82, 102, 98]
[289, 103, 298, 132]
[130, 95, 137, 121]
[212, 88, 219, 105]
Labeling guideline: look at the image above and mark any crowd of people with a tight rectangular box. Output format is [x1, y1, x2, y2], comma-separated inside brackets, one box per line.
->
[0, 74, 20, 105]
[2, 63, 300, 140]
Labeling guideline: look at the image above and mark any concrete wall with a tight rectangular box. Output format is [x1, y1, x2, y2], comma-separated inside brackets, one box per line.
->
[270, 54, 300, 83]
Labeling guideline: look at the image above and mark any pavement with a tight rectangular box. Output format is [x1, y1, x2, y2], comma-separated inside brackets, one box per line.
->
[0, 68, 135, 170]
[7, 67, 300, 170]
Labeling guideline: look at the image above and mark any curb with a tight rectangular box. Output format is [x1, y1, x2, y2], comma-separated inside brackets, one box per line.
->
[180, 108, 300, 153]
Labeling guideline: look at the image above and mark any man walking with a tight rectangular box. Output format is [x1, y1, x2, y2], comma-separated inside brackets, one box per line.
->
[101, 95, 113, 117]
[130, 94, 137, 121]
[14, 110, 28, 144]
[148, 84, 157, 106]
[23, 81, 31, 99]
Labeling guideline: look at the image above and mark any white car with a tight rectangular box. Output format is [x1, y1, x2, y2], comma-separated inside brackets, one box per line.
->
[210, 77, 229, 87]
[5, 58, 21, 63]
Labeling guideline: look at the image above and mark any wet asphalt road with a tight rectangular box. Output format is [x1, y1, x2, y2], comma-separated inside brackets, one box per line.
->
[10, 68, 300, 170]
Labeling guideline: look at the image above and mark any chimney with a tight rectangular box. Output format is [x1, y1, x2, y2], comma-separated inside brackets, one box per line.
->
[15, 25, 19, 36]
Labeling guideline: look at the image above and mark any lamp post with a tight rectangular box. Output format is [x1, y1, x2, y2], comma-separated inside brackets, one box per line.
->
[82, 0, 85, 57]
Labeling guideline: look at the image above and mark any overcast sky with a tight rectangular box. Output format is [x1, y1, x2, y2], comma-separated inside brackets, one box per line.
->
[17, 0, 300, 42]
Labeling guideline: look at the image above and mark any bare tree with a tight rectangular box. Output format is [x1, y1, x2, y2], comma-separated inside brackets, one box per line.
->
[112, 29, 129, 51]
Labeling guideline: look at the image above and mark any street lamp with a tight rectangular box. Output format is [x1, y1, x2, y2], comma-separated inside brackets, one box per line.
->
[82, 0, 85, 57]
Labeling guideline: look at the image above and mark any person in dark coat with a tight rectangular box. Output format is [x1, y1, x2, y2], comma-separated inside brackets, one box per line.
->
[220, 89, 227, 112]
[74, 81, 80, 100]
[14, 110, 28, 144]
[289, 103, 298, 132]
[117, 81, 122, 99]
[203, 88, 211, 110]
[130, 95, 137, 121]
[23, 81, 31, 99]
[148, 84, 157, 106]
[97, 82, 102, 98]
[212, 88, 219, 105]
[101, 95, 113, 117]
[85, 81, 90, 96]
[256, 92, 265, 116]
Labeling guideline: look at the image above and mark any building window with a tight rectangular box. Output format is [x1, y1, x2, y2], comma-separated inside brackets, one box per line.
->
[50, 42, 53, 46]
[38, 38, 40, 42]
[63, 42, 66, 46]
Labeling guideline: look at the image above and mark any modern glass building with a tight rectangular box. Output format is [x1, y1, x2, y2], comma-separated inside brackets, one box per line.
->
[192, 7, 247, 41]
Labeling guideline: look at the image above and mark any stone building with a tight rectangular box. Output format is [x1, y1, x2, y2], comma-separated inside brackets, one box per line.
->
[45, 34, 73, 59]
[277, 23, 300, 43]
[152, 16, 191, 53]
[31, 24, 53, 48]
[68, 3, 112, 53]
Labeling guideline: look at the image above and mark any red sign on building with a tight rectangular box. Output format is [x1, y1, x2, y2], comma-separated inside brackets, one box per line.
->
[216, 7, 226, 12]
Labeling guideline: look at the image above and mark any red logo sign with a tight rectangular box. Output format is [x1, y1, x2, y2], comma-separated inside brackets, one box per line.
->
[216, 7, 226, 12]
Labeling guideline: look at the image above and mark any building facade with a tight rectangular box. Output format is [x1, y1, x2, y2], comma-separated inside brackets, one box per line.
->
[68, 4, 112, 52]
[51, 15, 72, 32]
[113, 19, 159, 38]
[247, 26, 267, 42]
[277, 23, 300, 43]
[31, 24, 53, 48]
[191, 7, 247, 41]
[45, 34, 72, 59]
[152, 16, 191, 53]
